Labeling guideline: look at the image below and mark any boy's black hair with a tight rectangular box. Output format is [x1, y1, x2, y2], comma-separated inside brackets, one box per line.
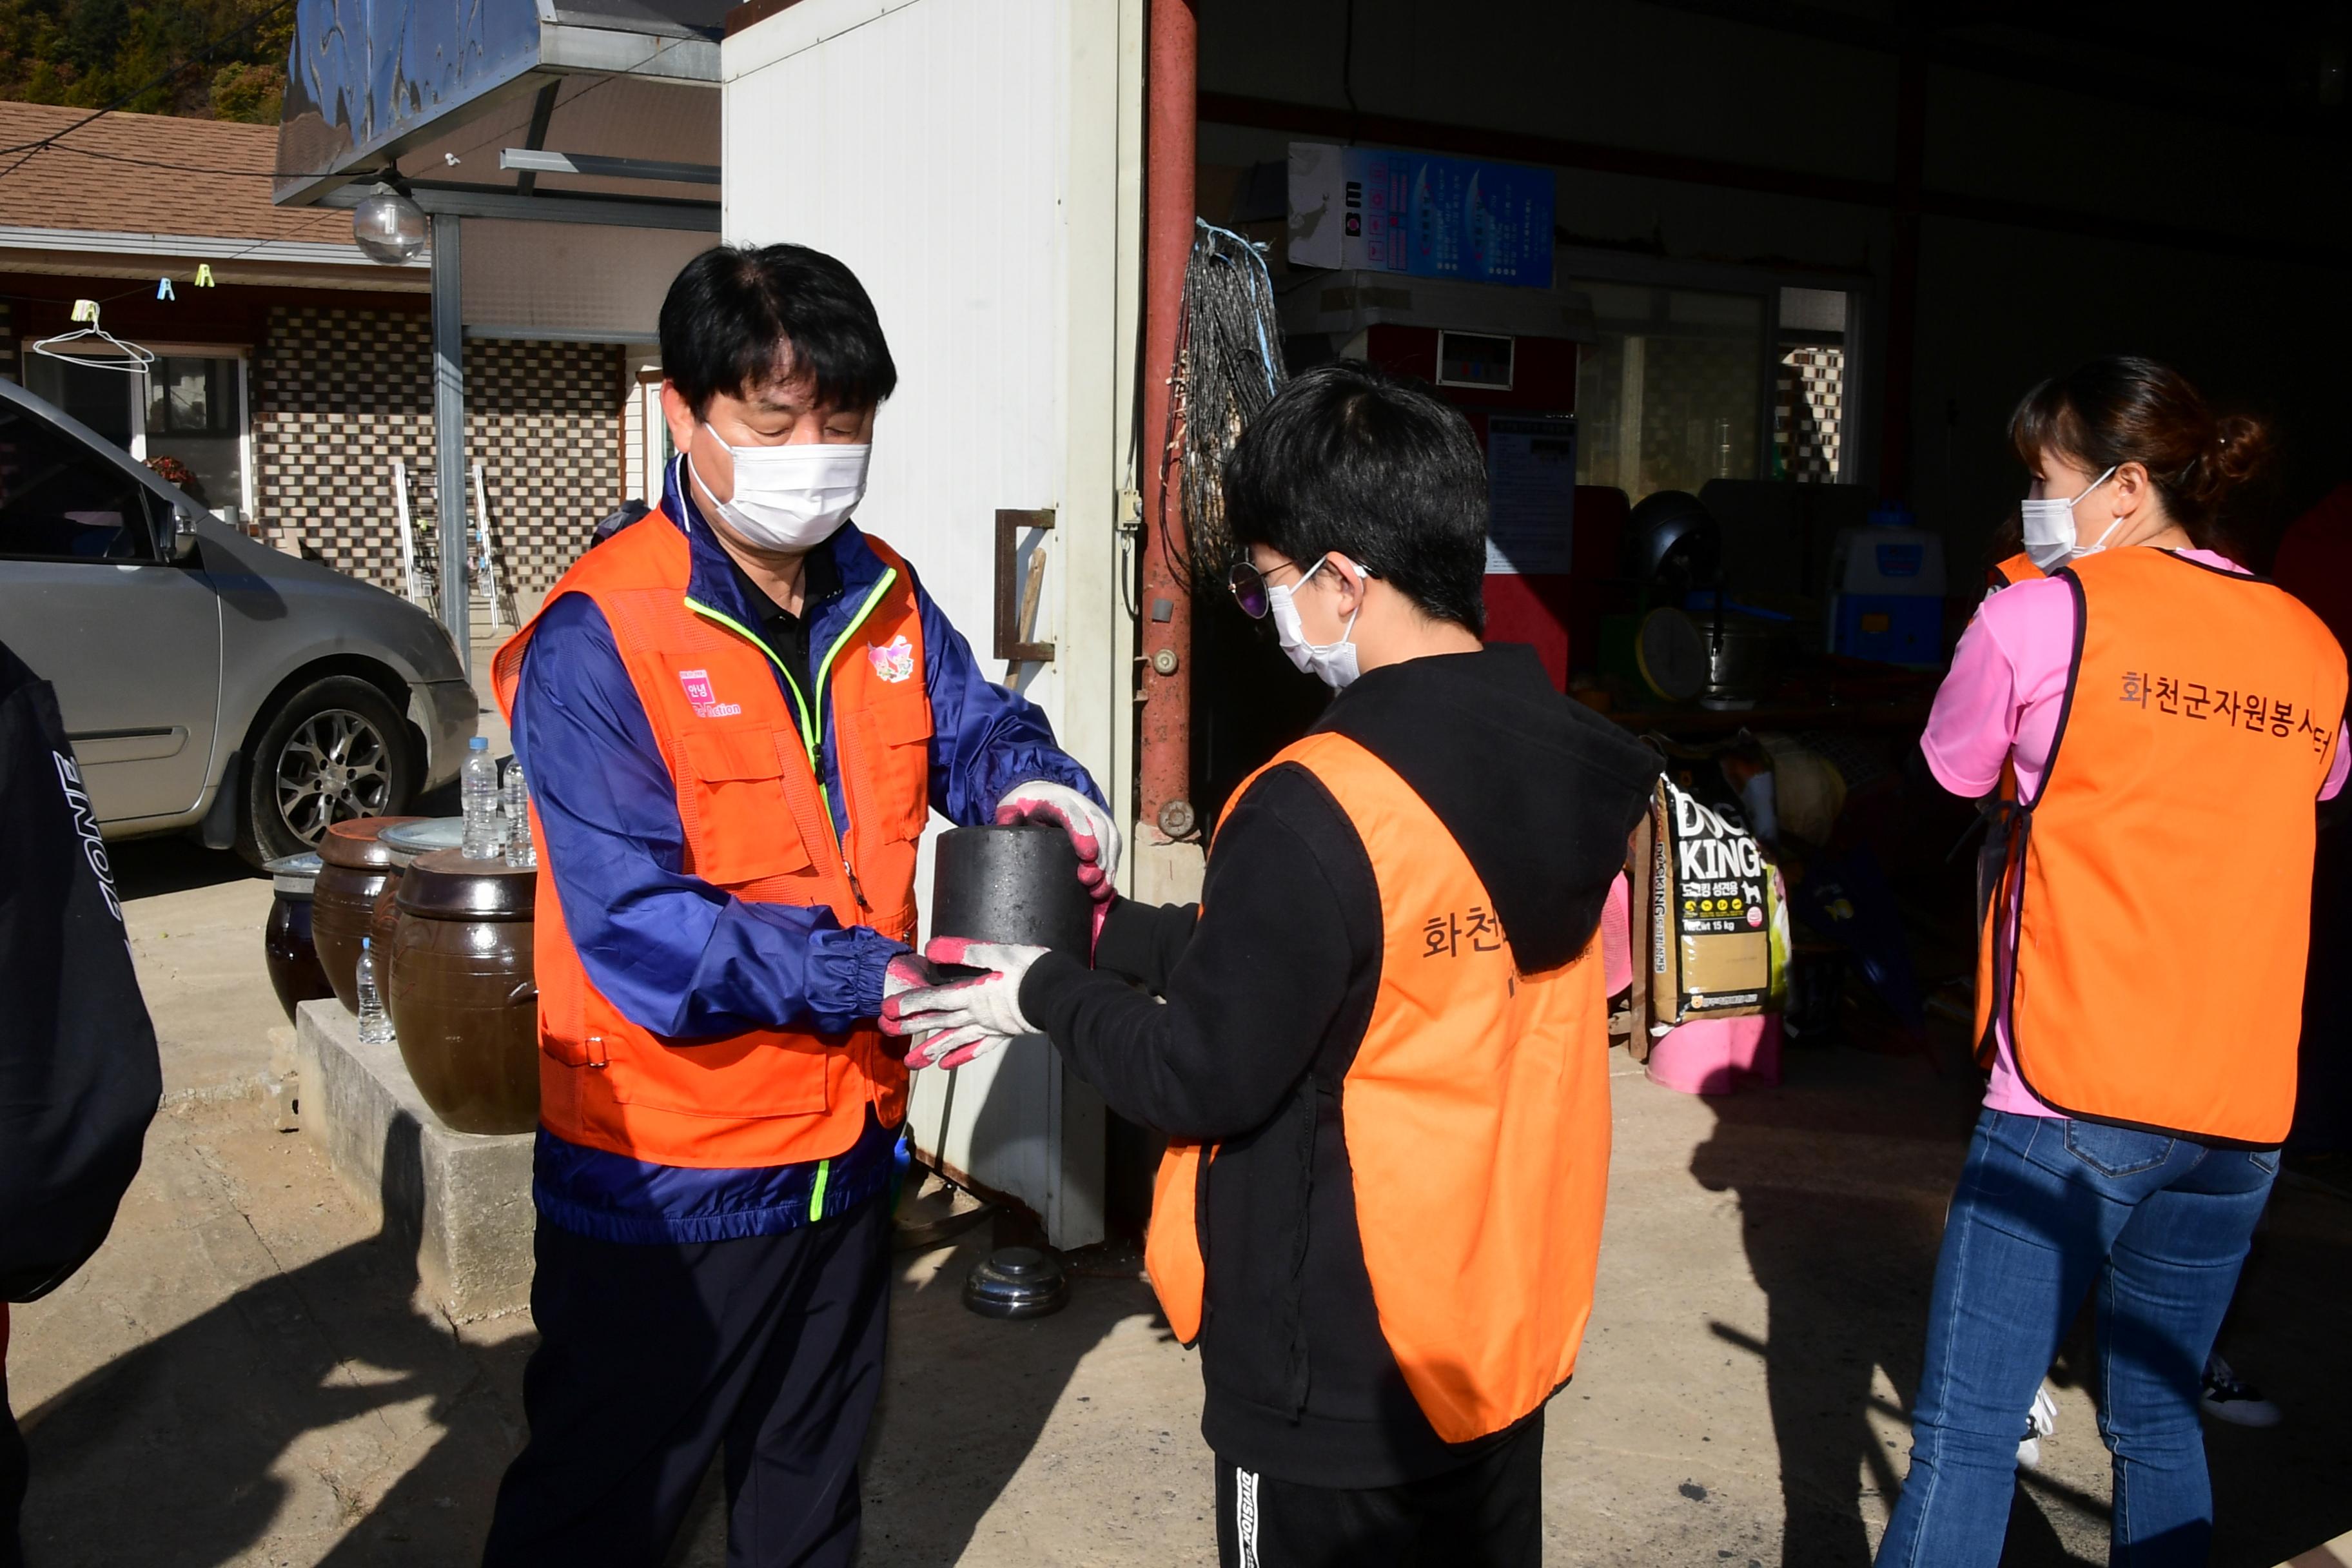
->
[660, 244, 898, 416]
[1221, 360, 1489, 633]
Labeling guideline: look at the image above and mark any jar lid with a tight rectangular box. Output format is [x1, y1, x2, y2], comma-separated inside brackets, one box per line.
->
[266, 851, 322, 896]
[317, 815, 426, 870]
[379, 818, 467, 858]
[397, 847, 537, 920]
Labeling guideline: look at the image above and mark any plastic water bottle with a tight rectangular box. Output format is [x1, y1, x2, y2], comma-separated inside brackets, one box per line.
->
[355, 937, 393, 1044]
[504, 761, 536, 869]
[461, 736, 500, 858]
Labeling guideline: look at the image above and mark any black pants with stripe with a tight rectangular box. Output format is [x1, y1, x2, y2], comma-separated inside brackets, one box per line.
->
[482, 1195, 890, 1568]
[1213, 1413, 1545, 1568]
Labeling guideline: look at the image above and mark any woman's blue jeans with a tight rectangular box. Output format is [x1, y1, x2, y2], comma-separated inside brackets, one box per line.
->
[1875, 1108, 2277, 1567]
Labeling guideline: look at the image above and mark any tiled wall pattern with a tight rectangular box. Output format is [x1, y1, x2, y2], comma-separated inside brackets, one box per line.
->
[252, 306, 624, 597]
[1774, 346, 1844, 482]
[466, 337, 627, 600]
[253, 308, 435, 585]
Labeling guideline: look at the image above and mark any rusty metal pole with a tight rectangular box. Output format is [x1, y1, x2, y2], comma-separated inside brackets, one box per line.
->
[1138, 0, 1197, 846]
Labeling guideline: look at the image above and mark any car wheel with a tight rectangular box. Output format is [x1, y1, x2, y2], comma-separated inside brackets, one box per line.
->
[236, 676, 419, 866]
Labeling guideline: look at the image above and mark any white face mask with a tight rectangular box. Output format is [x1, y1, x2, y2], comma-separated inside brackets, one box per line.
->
[2021, 465, 2121, 570]
[1268, 555, 1364, 690]
[691, 425, 870, 552]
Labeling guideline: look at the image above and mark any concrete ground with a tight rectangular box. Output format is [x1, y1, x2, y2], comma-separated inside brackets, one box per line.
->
[12, 651, 2350, 1563]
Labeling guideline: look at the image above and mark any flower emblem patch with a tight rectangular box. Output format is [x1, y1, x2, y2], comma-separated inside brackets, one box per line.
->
[868, 634, 916, 684]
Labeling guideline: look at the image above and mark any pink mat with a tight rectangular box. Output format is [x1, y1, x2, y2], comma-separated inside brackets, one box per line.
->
[1645, 1014, 1783, 1096]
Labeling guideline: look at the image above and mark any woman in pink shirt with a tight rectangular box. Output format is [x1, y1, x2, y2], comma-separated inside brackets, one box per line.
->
[1879, 358, 2347, 1568]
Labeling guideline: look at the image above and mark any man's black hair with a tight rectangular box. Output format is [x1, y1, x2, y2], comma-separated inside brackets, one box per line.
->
[660, 244, 898, 416]
[1222, 360, 1489, 634]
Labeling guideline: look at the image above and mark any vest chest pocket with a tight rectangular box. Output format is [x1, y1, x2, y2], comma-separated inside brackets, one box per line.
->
[678, 729, 819, 885]
[845, 691, 935, 842]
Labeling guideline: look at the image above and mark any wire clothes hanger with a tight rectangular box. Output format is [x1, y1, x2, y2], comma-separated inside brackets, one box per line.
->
[32, 300, 156, 373]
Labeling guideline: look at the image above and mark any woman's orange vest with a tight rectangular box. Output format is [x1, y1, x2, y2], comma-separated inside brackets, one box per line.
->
[1968, 552, 2043, 1050]
[490, 516, 930, 1168]
[1145, 732, 1613, 1445]
[1988, 551, 2042, 591]
[1980, 548, 2346, 1144]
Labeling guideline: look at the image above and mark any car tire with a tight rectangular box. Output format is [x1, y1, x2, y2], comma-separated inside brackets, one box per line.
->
[236, 675, 420, 867]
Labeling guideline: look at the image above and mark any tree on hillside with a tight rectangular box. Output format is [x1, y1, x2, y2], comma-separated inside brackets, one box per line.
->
[0, 0, 292, 123]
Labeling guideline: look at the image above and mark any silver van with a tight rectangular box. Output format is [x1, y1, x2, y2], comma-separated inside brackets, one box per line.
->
[0, 377, 476, 865]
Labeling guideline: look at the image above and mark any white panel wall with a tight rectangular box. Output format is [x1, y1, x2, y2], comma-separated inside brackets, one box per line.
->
[723, 0, 1137, 1246]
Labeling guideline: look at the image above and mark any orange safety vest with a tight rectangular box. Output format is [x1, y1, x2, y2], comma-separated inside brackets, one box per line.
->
[1987, 551, 2042, 591]
[1967, 553, 2041, 1046]
[490, 515, 930, 1168]
[1979, 548, 2346, 1144]
[1144, 731, 1612, 1445]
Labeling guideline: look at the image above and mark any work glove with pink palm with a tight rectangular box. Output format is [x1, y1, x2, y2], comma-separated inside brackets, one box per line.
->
[878, 937, 1050, 1070]
[994, 781, 1120, 937]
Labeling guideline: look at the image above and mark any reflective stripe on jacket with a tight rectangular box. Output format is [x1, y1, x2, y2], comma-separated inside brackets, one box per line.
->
[1983, 548, 2347, 1143]
[1146, 730, 1613, 1446]
[493, 512, 928, 1168]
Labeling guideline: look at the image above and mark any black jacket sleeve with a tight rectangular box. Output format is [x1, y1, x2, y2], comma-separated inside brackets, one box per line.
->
[1088, 896, 1199, 994]
[1020, 765, 1373, 1143]
[0, 641, 162, 1303]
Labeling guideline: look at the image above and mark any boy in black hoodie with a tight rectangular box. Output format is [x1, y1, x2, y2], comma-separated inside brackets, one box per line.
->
[885, 362, 1660, 1567]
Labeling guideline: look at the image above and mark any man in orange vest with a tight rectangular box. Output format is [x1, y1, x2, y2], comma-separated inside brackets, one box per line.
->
[888, 362, 1661, 1565]
[480, 244, 1113, 1566]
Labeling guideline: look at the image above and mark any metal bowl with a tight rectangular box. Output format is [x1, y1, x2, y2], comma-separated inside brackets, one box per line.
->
[962, 1245, 1070, 1320]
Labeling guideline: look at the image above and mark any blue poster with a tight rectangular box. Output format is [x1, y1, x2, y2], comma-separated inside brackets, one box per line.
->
[1345, 148, 1553, 288]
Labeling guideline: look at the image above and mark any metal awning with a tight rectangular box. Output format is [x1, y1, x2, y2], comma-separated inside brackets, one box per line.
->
[273, 0, 725, 224]
[270, 0, 726, 677]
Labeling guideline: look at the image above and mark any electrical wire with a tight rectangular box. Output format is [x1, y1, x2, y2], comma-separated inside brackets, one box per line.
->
[0, 12, 651, 197]
[1159, 218, 1288, 593]
[0, 0, 302, 179]
[0, 67, 642, 188]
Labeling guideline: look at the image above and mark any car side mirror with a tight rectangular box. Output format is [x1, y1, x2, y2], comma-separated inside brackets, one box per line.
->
[166, 505, 203, 564]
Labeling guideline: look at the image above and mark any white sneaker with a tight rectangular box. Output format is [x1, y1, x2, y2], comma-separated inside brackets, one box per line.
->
[2201, 1353, 2282, 1427]
[2017, 1382, 2059, 1467]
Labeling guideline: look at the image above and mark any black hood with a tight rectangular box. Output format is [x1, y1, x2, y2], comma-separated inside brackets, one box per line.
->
[1317, 644, 1662, 973]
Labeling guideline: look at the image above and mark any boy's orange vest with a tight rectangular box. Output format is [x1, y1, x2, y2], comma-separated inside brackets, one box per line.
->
[491, 516, 930, 1168]
[1145, 732, 1612, 1445]
[1981, 548, 2346, 1144]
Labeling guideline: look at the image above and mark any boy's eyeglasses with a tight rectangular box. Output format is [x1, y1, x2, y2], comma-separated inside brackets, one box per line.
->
[1227, 556, 1377, 620]
[1226, 560, 1274, 620]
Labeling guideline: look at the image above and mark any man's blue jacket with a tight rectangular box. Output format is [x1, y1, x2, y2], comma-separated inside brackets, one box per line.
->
[509, 459, 1100, 1242]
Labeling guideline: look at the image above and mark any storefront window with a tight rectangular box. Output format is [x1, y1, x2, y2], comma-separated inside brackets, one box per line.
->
[1773, 286, 1849, 484]
[24, 354, 139, 447]
[22, 348, 251, 525]
[1571, 282, 1765, 502]
[142, 356, 248, 522]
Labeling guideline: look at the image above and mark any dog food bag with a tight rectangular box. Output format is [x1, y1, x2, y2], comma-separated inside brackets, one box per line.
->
[1647, 777, 1775, 1025]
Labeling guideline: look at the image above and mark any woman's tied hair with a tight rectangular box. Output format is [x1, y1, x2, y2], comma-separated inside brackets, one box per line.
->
[2009, 355, 2271, 551]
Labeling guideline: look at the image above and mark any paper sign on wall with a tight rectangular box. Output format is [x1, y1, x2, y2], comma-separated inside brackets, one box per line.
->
[1288, 141, 1554, 288]
[1484, 416, 1576, 575]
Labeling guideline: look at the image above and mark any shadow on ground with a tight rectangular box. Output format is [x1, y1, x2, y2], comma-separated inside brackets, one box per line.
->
[18, 1117, 522, 1567]
[17, 1110, 1139, 1567]
[1690, 1041, 2352, 1567]
[110, 835, 258, 900]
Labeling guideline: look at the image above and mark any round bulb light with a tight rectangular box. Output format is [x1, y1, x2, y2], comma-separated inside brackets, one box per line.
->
[353, 184, 427, 264]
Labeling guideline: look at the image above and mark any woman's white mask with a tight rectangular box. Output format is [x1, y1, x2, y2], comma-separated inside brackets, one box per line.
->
[2021, 465, 2121, 570]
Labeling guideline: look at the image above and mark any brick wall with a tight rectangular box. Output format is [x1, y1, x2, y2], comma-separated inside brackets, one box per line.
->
[252, 306, 624, 597]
